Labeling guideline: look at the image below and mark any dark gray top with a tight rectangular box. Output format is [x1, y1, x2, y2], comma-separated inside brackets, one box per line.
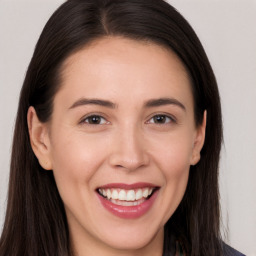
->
[224, 243, 246, 256]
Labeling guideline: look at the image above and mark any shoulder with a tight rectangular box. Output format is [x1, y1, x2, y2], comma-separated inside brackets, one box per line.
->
[223, 243, 246, 256]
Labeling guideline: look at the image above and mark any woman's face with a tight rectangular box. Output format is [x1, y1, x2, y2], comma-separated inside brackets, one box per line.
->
[30, 37, 206, 255]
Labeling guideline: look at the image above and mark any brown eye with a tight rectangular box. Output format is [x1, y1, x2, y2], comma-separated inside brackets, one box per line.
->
[84, 115, 107, 125]
[148, 115, 174, 124]
[153, 115, 167, 123]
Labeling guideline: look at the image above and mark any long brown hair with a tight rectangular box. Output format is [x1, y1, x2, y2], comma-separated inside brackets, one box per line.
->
[0, 0, 223, 255]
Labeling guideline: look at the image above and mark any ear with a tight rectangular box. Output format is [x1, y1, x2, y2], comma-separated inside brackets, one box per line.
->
[190, 111, 207, 166]
[27, 106, 52, 170]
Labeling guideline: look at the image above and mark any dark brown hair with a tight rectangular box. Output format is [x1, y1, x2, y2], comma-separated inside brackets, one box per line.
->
[0, 0, 223, 255]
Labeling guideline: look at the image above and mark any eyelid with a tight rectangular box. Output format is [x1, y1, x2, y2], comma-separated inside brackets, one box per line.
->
[79, 113, 110, 125]
[78, 112, 176, 126]
[146, 113, 177, 124]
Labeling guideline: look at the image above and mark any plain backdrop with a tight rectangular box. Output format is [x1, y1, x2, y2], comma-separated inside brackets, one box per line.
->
[0, 0, 255, 255]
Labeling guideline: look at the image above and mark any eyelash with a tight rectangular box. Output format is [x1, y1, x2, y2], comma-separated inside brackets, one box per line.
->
[81, 115, 109, 125]
[147, 114, 176, 125]
[80, 114, 176, 126]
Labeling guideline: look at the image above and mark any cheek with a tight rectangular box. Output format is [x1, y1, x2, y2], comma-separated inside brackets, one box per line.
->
[49, 129, 108, 190]
[149, 132, 192, 221]
[151, 129, 194, 174]
[158, 139, 191, 193]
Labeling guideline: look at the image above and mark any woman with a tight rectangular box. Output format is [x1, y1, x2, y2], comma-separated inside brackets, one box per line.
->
[0, 0, 245, 255]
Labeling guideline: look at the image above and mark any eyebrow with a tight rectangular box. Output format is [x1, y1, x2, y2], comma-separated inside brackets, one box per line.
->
[144, 98, 186, 111]
[69, 98, 116, 109]
[69, 97, 185, 111]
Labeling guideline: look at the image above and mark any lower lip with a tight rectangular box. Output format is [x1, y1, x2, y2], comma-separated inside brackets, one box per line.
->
[97, 190, 159, 219]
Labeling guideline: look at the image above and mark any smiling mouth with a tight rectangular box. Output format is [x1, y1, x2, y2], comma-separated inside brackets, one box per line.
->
[97, 187, 158, 206]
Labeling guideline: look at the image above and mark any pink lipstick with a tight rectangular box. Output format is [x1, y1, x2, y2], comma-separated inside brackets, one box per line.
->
[96, 183, 159, 219]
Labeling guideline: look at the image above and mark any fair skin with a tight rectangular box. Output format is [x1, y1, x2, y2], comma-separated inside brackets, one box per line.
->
[27, 37, 206, 256]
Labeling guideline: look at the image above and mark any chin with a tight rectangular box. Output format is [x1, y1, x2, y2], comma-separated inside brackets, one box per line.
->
[95, 221, 164, 252]
[103, 232, 160, 251]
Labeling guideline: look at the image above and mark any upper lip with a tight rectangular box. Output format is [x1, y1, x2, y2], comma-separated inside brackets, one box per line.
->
[97, 182, 159, 190]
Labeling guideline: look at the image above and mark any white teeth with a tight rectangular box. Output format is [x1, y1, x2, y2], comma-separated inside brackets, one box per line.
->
[112, 190, 119, 200]
[135, 189, 143, 200]
[106, 189, 111, 199]
[118, 190, 126, 201]
[110, 198, 146, 206]
[99, 187, 155, 202]
[126, 190, 136, 201]
[142, 188, 149, 198]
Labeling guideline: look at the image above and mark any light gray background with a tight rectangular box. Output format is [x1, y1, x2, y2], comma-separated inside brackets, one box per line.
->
[0, 0, 255, 255]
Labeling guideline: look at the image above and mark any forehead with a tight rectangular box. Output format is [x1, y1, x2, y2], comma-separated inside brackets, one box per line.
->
[56, 36, 193, 109]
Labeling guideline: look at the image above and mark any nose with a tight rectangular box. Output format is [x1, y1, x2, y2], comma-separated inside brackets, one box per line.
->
[108, 125, 150, 171]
